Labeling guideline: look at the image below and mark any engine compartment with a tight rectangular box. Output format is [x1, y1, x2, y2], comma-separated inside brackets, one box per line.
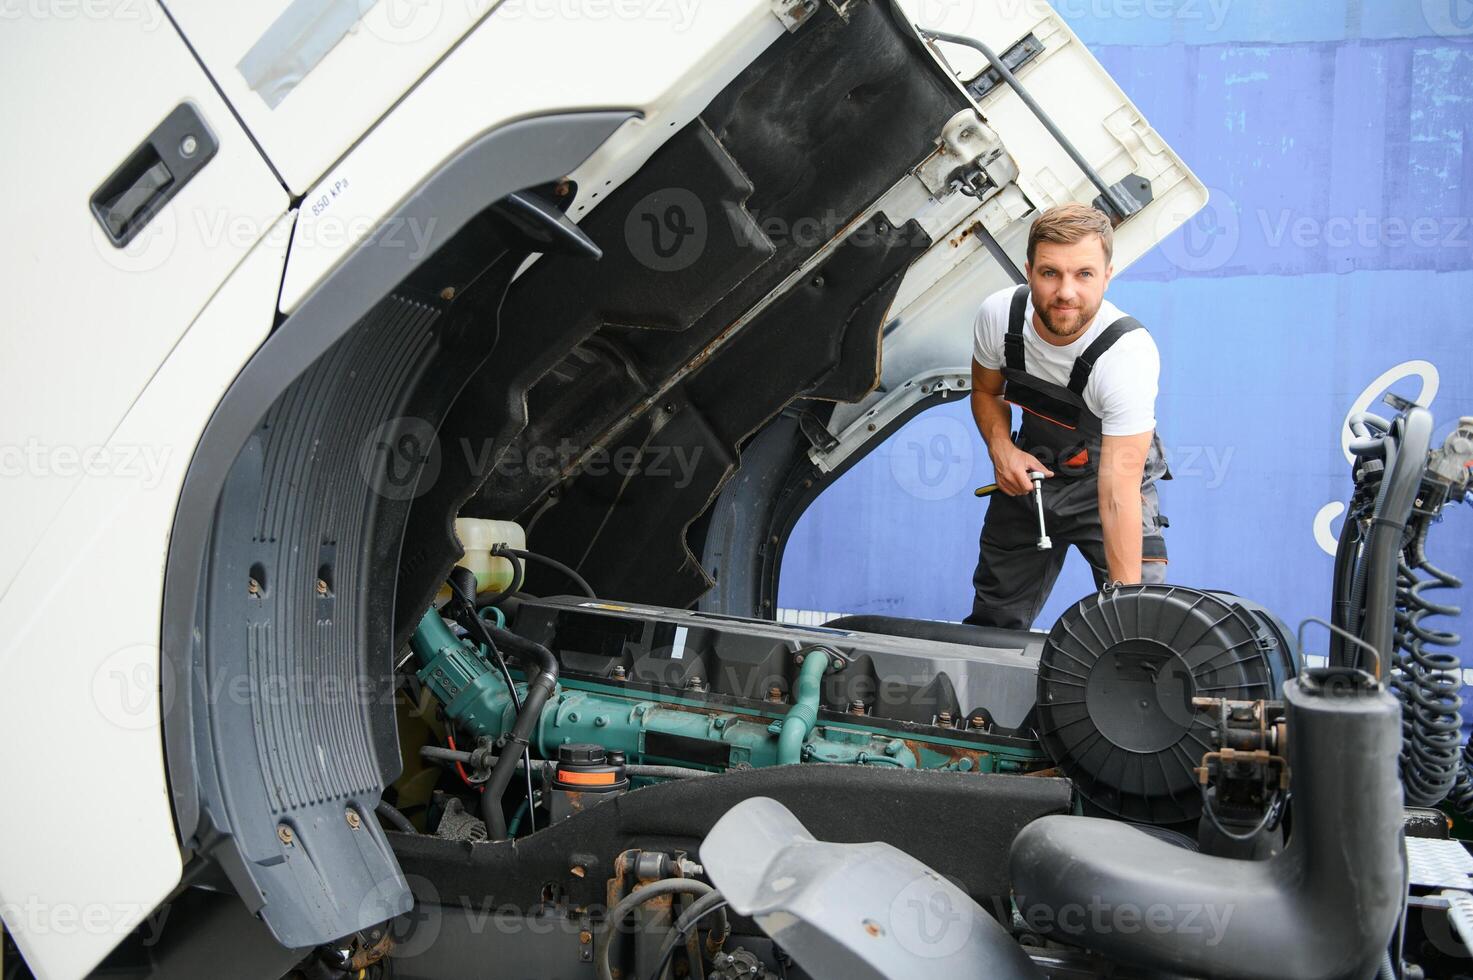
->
[127, 3, 1473, 978]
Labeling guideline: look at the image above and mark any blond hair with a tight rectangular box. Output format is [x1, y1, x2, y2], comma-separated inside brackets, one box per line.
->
[1027, 203, 1114, 265]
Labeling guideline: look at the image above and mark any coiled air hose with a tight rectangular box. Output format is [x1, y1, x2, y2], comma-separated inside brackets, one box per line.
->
[1391, 522, 1465, 807]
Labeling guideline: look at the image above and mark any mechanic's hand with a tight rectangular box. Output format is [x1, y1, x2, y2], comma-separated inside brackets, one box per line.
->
[992, 446, 1054, 496]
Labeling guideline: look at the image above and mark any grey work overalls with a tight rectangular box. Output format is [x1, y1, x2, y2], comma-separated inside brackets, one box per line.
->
[965, 285, 1170, 629]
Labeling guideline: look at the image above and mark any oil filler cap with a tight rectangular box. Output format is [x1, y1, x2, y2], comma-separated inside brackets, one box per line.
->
[554, 743, 628, 789]
[550, 743, 629, 823]
[558, 743, 607, 767]
[1034, 586, 1297, 825]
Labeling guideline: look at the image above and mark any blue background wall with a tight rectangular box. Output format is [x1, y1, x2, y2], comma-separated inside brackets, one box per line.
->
[780, 3, 1473, 703]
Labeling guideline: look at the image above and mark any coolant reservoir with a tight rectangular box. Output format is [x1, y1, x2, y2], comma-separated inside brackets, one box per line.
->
[435, 519, 525, 604]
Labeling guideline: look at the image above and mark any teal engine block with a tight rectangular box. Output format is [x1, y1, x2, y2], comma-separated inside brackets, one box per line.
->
[410, 598, 1048, 779]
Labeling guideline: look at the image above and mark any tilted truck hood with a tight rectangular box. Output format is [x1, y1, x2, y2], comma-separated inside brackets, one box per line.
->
[423, 0, 1206, 619]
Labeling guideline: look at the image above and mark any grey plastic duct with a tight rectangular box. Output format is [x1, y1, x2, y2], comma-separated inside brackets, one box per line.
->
[1010, 669, 1405, 980]
[702, 796, 1039, 979]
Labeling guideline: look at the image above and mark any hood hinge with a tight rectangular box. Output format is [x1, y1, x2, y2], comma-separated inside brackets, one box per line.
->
[914, 109, 1018, 202]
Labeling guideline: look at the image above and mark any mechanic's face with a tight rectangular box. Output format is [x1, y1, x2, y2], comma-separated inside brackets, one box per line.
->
[1026, 237, 1113, 342]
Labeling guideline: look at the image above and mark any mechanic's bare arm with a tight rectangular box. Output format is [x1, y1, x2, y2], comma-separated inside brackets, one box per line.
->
[972, 360, 1054, 496]
[1098, 431, 1153, 584]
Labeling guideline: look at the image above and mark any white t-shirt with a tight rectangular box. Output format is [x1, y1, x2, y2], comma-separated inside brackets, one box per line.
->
[972, 287, 1159, 437]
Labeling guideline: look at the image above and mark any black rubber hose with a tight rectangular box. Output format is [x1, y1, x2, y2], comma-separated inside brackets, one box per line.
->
[1349, 421, 1390, 648]
[1345, 411, 1395, 649]
[479, 548, 525, 608]
[596, 879, 714, 980]
[447, 567, 559, 838]
[478, 670, 556, 839]
[494, 545, 595, 598]
[1360, 408, 1433, 670]
[447, 568, 538, 836]
[1349, 411, 1393, 457]
[1329, 500, 1364, 667]
[375, 799, 416, 834]
[477, 617, 561, 681]
[477, 616, 559, 839]
[645, 891, 730, 980]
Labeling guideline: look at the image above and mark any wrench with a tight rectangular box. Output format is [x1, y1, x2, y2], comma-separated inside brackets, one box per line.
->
[1029, 471, 1052, 551]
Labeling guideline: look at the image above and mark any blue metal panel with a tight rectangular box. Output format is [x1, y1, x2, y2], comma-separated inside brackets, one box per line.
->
[780, 22, 1473, 723]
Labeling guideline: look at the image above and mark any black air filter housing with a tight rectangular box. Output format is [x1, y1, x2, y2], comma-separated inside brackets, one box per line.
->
[1035, 586, 1298, 825]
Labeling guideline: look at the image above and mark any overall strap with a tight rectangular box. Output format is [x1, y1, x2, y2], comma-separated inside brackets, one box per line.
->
[1067, 316, 1142, 396]
[1004, 284, 1030, 371]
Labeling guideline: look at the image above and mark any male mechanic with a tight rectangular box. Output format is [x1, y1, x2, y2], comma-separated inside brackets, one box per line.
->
[965, 203, 1168, 629]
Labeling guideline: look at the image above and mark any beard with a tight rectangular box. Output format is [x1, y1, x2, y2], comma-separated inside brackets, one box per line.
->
[1036, 299, 1100, 340]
